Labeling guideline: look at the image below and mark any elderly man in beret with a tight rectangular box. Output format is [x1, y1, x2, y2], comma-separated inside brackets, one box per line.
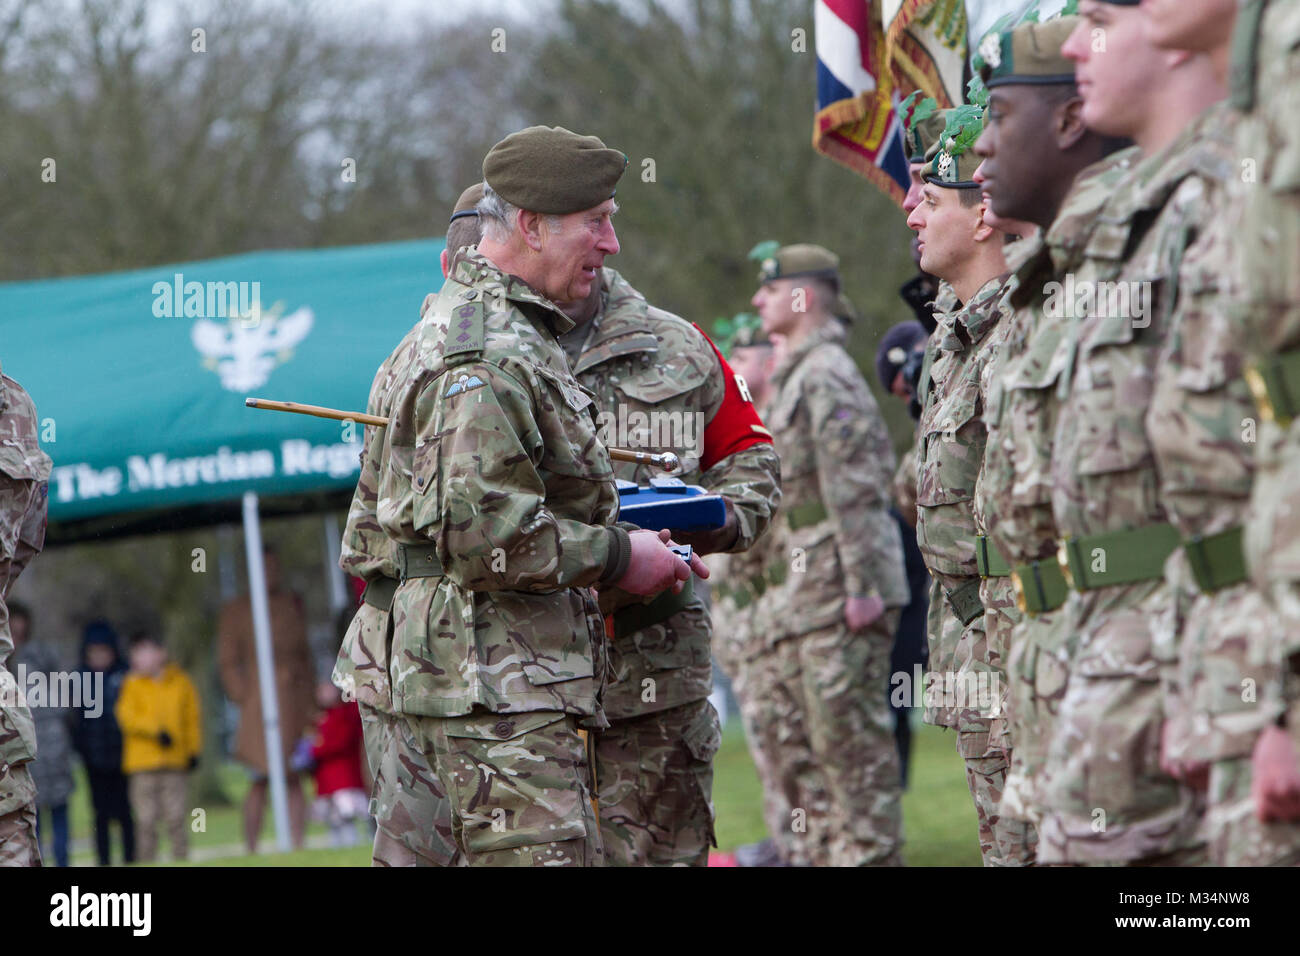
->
[333, 183, 486, 866]
[370, 127, 707, 866]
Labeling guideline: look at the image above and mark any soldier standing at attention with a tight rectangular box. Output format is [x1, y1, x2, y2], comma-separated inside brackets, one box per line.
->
[1147, 0, 1300, 863]
[555, 264, 780, 866]
[0, 364, 52, 866]
[710, 320, 794, 866]
[906, 111, 1033, 866]
[374, 126, 707, 866]
[1028, 0, 1231, 865]
[968, 12, 1133, 838]
[332, 182, 485, 866]
[749, 244, 909, 866]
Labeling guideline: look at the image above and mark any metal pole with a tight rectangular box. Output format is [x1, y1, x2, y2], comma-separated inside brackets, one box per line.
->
[321, 513, 347, 614]
[240, 491, 291, 853]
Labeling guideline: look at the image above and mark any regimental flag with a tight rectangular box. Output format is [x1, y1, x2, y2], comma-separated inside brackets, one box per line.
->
[883, 0, 968, 110]
[813, 1, 913, 206]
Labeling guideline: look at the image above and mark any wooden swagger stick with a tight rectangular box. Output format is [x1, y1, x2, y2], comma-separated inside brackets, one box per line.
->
[245, 397, 682, 472]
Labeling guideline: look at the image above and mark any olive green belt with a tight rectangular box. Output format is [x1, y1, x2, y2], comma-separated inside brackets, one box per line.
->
[1010, 557, 1068, 616]
[613, 579, 694, 639]
[944, 577, 984, 627]
[396, 543, 444, 581]
[1057, 523, 1180, 591]
[1245, 347, 1300, 427]
[975, 535, 1011, 578]
[1182, 525, 1247, 594]
[362, 575, 400, 611]
[786, 500, 829, 531]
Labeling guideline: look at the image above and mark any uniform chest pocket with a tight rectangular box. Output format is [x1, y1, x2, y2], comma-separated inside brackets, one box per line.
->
[1170, 272, 1236, 392]
[1073, 312, 1157, 477]
[616, 360, 706, 406]
[916, 382, 981, 507]
[534, 366, 614, 481]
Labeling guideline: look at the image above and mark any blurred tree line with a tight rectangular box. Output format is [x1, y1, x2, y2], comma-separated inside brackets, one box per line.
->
[3, 0, 922, 811]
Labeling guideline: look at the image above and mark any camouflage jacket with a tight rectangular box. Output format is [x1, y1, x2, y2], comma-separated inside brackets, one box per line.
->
[891, 430, 920, 528]
[563, 267, 780, 718]
[332, 311, 425, 712]
[762, 318, 908, 639]
[915, 274, 1011, 581]
[0, 366, 53, 816]
[1238, 0, 1300, 703]
[1049, 108, 1236, 704]
[375, 249, 625, 721]
[1051, 109, 1234, 548]
[982, 149, 1139, 568]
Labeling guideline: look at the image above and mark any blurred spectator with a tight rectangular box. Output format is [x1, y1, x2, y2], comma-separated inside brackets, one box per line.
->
[10, 602, 73, 866]
[71, 619, 135, 865]
[877, 321, 933, 788]
[217, 545, 315, 852]
[116, 631, 200, 862]
[301, 680, 367, 848]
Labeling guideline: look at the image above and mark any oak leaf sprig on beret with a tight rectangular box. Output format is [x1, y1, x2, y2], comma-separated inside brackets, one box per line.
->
[940, 104, 986, 158]
[713, 311, 763, 357]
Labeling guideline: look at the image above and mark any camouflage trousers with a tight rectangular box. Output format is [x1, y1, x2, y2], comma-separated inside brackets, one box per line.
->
[729, 645, 799, 862]
[1000, 607, 1073, 828]
[1205, 741, 1300, 867]
[1037, 585, 1205, 865]
[593, 697, 720, 866]
[754, 613, 903, 866]
[361, 703, 456, 867]
[0, 802, 40, 867]
[403, 711, 602, 866]
[958, 731, 1036, 866]
[922, 576, 965, 728]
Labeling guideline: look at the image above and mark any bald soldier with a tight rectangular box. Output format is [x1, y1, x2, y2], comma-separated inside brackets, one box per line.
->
[332, 183, 484, 866]
[1022, 0, 1233, 865]
[906, 109, 1036, 866]
[549, 256, 780, 866]
[0, 364, 52, 866]
[749, 244, 909, 866]
[969, 13, 1132, 836]
[1144, 0, 1300, 864]
[372, 127, 707, 866]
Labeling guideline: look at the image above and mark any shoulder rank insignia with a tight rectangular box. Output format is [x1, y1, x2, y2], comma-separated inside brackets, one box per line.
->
[444, 372, 487, 398]
[444, 301, 485, 356]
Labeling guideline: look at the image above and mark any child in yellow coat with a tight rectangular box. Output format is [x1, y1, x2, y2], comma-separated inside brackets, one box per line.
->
[115, 632, 200, 862]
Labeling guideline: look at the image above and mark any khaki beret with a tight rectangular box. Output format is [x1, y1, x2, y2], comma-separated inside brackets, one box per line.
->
[979, 17, 1079, 89]
[450, 182, 484, 222]
[757, 243, 840, 285]
[483, 126, 628, 215]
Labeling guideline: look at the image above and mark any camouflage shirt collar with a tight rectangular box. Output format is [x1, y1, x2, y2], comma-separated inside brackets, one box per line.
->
[449, 247, 577, 334]
[941, 274, 1010, 352]
[583, 267, 652, 349]
[772, 316, 847, 385]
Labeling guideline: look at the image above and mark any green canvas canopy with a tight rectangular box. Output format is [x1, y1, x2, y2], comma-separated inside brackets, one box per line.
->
[1, 237, 447, 543]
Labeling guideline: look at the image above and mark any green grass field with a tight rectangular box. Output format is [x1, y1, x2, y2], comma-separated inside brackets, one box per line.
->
[53, 717, 980, 866]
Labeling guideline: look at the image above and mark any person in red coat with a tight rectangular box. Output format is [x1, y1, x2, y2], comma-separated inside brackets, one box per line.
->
[298, 681, 368, 848]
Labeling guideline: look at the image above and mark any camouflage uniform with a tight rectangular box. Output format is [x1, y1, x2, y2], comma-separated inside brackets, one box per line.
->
[333, 299, 457, 867]
[759, 318, 909, 866]
[981, 149, 1139, 828]
[373, 248, 625, 866]
[916, 274, 1034, 865]
[561, 268, 780, 866]
[1038, 111, 1235, 865]
[1233, 0, 1300, 865]
[0, 366, 52, 867]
